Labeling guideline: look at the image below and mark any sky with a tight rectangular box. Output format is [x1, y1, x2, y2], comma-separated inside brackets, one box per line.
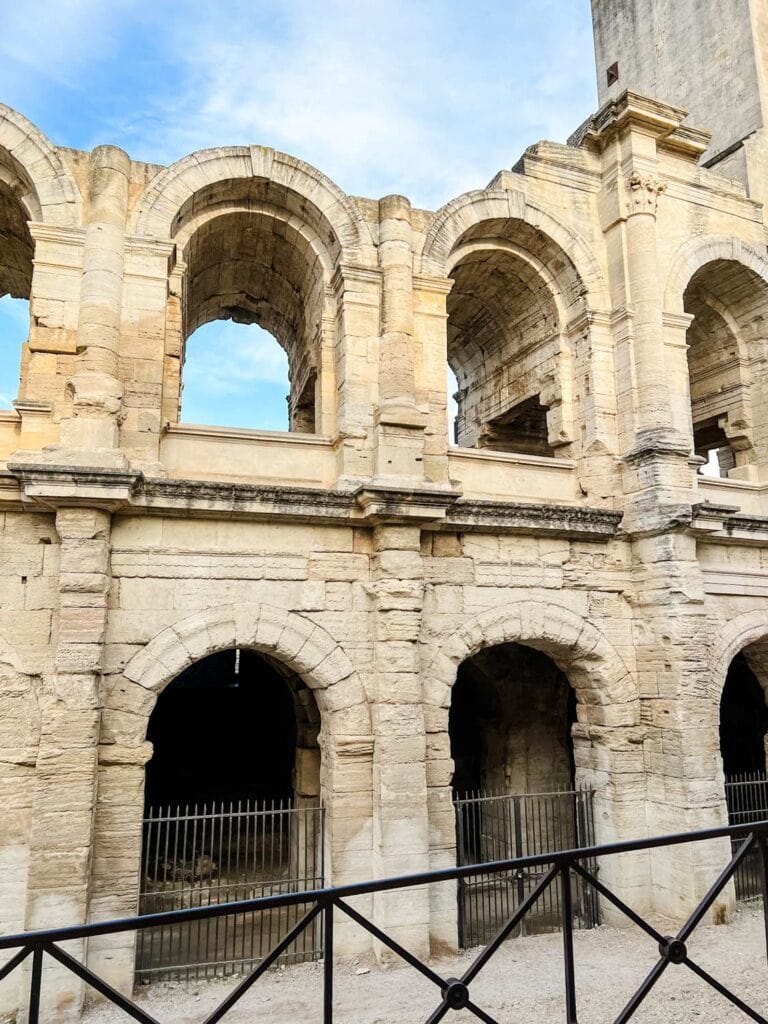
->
[0, 0, 598, 429]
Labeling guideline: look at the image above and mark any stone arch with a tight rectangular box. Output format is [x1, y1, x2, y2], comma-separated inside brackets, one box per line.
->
[0, 104, 82, 226]
[131, 145, 375, 261]
[421, 190, 607, 456]
[118, 603, 372, 740]
[664, 235, 768, 473]
[417, 188, 608, 306]
[663, 234, 768, 314]
[709, 609, 768, 705]
[424, 600, 638, 728]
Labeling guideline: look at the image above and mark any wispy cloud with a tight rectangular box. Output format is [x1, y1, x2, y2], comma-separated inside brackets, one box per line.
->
[93, 0, 598, 209]
[183, 321, 289, 398]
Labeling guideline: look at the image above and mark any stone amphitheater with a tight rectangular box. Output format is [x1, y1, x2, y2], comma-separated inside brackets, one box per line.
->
[1, 0, 768, 1018]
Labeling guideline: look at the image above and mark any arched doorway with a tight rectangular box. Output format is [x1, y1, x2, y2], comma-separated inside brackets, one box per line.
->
[720, 650, 768, 901]
[137, 648, 323, 982]
[448, 642, 597, 946]
[444, 220, 582, 457]
[683, 259, 768, 476]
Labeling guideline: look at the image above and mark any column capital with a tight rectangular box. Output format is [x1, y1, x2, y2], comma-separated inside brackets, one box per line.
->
[625, 172, 667, 216]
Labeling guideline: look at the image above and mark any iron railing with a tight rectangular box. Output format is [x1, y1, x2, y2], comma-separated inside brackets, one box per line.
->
[0, 820, 766, 1023]
[726, 773, 768, 901]
[454, 787, 599, 945]
[137, 798, 324, 981]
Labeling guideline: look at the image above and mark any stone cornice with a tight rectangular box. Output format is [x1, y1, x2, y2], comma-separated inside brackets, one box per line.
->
[445, 500, 622, 540]
[1, 467, 629, 540]
[137, 478, 356, 522]
[27, 222, 86, 246]
[690, 501, 768, 544]
[589, 90, 695, 144]
[8, 463, 143, 511]
[355, 483, 460, 524]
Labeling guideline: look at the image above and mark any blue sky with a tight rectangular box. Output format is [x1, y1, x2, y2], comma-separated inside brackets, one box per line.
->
[0, 0, 598, 429]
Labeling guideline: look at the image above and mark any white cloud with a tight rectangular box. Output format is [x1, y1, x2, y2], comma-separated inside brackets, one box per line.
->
[0, 0, 132, 89]
[110, 0, 596, 209]
[183, 321, 289, 400]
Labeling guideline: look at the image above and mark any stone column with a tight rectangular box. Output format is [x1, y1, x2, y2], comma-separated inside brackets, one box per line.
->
[370, 524, 430, 958]
[623, 173, 670, 433]
[375, 197, 427, 484]
[58, 146, 130, 466]
[332, 265, 381, 483]
[86, 743, 152, 994]
[22, 508, 112, 1019]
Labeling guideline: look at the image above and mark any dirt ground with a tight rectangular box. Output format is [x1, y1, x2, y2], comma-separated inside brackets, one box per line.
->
[84, 906, 767, 1023]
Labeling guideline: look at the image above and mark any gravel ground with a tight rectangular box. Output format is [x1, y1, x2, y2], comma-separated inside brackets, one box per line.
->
[84, 906, 767, 1023]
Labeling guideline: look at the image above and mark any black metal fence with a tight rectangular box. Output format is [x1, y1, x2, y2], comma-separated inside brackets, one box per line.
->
[1, 819, 767, 1023]
[726, 773, 768, 902]
[454, 788, 599, 946]
[137, 799, 324, 982]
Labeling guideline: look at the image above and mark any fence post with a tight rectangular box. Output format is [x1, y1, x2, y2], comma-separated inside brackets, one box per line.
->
[561, 863, 578, 1024]
[28, 945, 43, 1024]
[324, 901, 334, 1024]
[759, 833, 768, 968]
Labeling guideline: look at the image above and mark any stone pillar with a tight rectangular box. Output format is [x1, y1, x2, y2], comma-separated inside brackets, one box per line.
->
[15, 224, 85, 446]
[58, 146, 130, 466]
[22, 507, 113, 1019]
[623, 173, 670, 433]
[370, 524, 430, 958]
[86, 743, 152, 994]
[375, 197, 427, 484]
[413, 275, 453, 486]
[332, 265, 381, 483]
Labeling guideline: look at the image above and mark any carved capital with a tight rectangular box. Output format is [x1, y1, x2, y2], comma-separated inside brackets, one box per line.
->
[626, 173, 667, 216]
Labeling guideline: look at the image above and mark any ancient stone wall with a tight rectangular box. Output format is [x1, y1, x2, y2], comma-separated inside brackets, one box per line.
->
[1, 88, 768, 1016]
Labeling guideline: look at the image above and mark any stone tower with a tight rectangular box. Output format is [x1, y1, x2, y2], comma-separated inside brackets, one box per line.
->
[591, 0, 768, 203]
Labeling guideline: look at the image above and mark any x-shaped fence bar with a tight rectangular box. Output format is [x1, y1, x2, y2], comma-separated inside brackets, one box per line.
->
[0, 820, 766, 1023]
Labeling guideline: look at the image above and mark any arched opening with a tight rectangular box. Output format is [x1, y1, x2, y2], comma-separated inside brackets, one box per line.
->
[720, 653, 768, 776]
[446, 221, 580, 456]
[448, 642, 596, 944]
[449, 643, 576, 795]
[168, 179, 338, 435]
[684, 260, 768, 477]
[720, 648, 768, 902]
[179, 321, 290, 431]
[138, 648, 323, 981]
[0, 177, 33, 409]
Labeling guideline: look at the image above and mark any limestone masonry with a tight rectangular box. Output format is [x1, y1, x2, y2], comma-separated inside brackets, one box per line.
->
[2, 0, 768, 1017]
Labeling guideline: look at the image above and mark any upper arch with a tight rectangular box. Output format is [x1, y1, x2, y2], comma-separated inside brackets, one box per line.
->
[423, 599, 638, 728]
[664, 234, 768, 313]
[132, 145, 375, 261]
[417, 188, 608, 306]
[120, 603, 372, 738]
[709, 609, 768, 704]
[0, 104, 82, 226]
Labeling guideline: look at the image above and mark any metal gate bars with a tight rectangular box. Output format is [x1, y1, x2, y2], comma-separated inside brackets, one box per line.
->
[0, 819, 766, 1023]
[726, 773, 768, 900]
[136, 799, 324, 981]
[454, 788, 599, 946]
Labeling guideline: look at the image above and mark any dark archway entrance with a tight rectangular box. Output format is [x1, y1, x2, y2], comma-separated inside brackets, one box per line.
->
[138, 649, 323, 981]
[720, 652, 768, 902]
[449, 643, 576, 796]
[145, 649, 304, 807]
[720, 653, 768, 776]
[448, 643, 597, 946]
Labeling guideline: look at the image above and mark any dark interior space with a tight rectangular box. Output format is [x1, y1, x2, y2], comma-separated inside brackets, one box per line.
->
[448, 642, 576, 795]
[145, 648, 299, 809]
[480, 396, 554, 456]
[720, 653, 768, 775]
